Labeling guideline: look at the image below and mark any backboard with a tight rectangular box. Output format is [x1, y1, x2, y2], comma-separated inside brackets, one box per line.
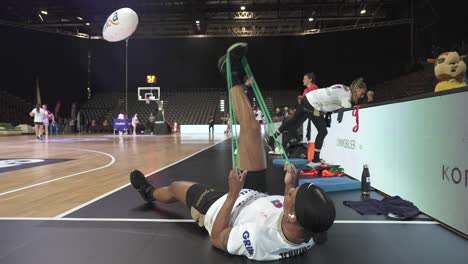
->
[138, 87, 160, 101]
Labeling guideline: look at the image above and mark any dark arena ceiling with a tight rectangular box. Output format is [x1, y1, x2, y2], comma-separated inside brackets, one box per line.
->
[1, 0, 418, 39]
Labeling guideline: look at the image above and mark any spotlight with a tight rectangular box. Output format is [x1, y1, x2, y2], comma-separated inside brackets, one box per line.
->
[77, 17, 83, 21]
[40, 10, 48, 15]
[38, 14, 44, 22]
[308, 17, 314, 22]
[195, 20, 200, 24]
[85, 22, 90, 26]
[360, 9, 366, 14]
[240, 6, 246, 11]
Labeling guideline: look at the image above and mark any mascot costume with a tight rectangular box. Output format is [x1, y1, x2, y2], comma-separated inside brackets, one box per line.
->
[427, 51, 466, 92]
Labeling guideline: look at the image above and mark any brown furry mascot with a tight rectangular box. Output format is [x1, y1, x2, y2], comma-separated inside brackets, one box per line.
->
[427, 51, 466, 92]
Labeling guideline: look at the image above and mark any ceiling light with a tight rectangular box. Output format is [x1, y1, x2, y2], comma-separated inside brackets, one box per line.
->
[360, 9, 366, 14]
[40, 10, 48, 15]
[308, 17, 314, 22]
[195, 20, 200, 24]
[38, 14, 44, 22]
[77, 17, 83, 21]
[85, 22, 90, 26]
[240, 6, 246, 11]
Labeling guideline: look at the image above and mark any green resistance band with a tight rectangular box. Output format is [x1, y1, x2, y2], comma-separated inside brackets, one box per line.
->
[224, 43, 290, 170]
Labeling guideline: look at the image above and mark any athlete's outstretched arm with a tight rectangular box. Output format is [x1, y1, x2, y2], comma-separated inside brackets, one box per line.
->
[210, 169, 247, 251]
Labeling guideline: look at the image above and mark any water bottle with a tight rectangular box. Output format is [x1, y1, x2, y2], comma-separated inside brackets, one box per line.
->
[361, 164, 370, 196]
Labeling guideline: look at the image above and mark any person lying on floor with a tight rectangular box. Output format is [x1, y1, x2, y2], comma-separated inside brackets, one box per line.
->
[131, 165, 335, 261]
[130, 65, 336, 260]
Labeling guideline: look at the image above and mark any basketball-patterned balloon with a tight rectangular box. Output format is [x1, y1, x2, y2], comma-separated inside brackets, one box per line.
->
[102, 8, 139, 42]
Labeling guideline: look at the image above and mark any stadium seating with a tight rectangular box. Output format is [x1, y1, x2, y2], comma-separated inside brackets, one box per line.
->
[80, 89, 299, 127]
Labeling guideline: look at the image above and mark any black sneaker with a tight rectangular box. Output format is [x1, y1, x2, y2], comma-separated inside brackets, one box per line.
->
[130, 170, 155, 203]
[217, 43, 248, 85]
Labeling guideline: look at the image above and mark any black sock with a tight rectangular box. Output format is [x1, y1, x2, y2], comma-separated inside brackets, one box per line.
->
[146, 186, 156, 201]
[313, 151, 321, 162]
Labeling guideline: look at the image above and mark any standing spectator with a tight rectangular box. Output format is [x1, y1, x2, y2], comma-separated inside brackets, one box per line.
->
[208, 115, 215, 134]
[89, 119, 97, 133]
[49, 114, 59, 136]
[148, 112, 156, 134]
[273, 107, 283, 122]
[69, 119, 76, 133]
[42, 104, 53, 140]
[132, 113, 139, 135]
[62, 118, 68, 134]
[29, 104, 45, 140]
[297, 72, 319, 103]
[254, 107, 264, 124]
[365, 91, 375, 103]
[283, 106, 289, 119]
[267, 73, 318, 149]
[223, 113, 231, 135]
[55, 117, 63, 135]
[102, 119, 110, 133]
[359, 90, 375, 104]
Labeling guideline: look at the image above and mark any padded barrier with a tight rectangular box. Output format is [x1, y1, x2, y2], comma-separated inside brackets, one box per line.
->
[298, 177, 361, 192]
[272, 158, 309, 167]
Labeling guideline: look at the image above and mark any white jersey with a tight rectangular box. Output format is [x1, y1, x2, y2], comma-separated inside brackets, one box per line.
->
[30, 108, 46, 123]
[204, 189, 314, 261]
[305, 84, 352, 112]
[255, 110, 263, 121]
[132, 116, 139, 126]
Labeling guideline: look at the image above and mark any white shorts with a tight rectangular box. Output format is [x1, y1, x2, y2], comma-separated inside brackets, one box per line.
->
[43, 119, 49, 125]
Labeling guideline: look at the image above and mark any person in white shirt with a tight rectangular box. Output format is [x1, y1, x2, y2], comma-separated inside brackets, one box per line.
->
[254, 107, 264, 124]
[269, 78, 368, 164]
[131, 113, 139, 135]
[42, 104, 52, 140]
[130, 83, 336, 261]
[29, 103, 46, 140]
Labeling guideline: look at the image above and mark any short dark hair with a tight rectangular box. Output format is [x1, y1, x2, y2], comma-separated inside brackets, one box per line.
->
[304, 72, 316, 83]
[243, 75, 251, 83]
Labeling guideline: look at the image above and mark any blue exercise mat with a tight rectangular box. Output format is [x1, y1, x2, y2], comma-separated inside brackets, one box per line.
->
[272, 159, 309, 167]
[298, 177, 361, 192]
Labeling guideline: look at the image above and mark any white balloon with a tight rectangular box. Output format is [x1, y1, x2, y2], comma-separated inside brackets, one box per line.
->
[102, 8, 139, 42]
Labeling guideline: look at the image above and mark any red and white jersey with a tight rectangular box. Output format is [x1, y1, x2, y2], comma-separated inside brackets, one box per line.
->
[204, 189, 314, 261]
[305, 84, 352, 112]
[302, 84, 318, 96]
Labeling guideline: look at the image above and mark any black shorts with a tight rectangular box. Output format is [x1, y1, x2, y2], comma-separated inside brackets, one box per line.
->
[34, 122, 43, 125]
[185, 184, 225, 227]
[244, 169, 267, 193]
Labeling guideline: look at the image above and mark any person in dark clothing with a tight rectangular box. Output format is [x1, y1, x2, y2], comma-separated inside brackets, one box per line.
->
[208, 116, 215, 134]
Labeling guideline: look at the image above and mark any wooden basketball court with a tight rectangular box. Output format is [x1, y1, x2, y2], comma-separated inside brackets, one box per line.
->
[0, 134, 226, 217]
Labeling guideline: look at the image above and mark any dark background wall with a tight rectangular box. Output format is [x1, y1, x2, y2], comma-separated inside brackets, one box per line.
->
[93, 24, 411, 93]
[1, 24, 411, 113]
